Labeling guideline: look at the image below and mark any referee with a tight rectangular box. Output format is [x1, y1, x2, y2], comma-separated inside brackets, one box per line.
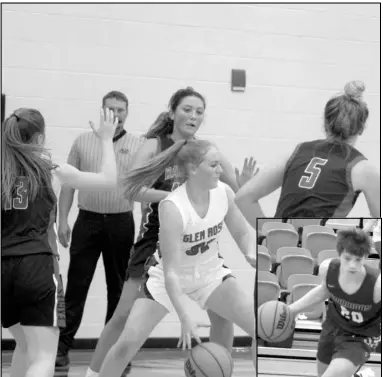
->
[56, 91, 142, 373]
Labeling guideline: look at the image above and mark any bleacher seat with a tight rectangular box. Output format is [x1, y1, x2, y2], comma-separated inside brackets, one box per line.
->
[258, 270, 279, 284]
[257, 281, 280, 307]
[276, 246, 311, 263]
[261, 222, 296, 235]
[290, 283, 325, 320]
[265, 229, 299, 262]
[257, 244, 269, 254]
[303, 232, 337, 260]
[258, 252, 272, 271]
[276, 255, 314, 289]
[287, 274, 321, 293]
[317, 249, 338, 266]
[257, 218, 283, 234]
[302, 225, 335, 245]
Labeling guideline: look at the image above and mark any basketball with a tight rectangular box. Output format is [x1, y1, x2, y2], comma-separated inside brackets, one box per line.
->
[184, 342, 233, 377]
[257, 300, 295, 343]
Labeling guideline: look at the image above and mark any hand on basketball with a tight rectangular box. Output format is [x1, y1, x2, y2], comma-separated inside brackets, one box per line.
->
[89, 108, 118, 140]
[235, 157, 259, 188]
[178, 315, 202, 350]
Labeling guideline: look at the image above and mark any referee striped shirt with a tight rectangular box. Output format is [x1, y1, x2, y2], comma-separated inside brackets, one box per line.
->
[67, 130, 143, 214]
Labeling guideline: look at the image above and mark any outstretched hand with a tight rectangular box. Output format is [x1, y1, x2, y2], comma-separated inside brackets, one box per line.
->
[235, 157, 259, 188]
[89, 108, 118, 140]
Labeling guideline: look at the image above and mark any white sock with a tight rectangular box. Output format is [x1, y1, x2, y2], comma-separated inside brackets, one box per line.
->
[85, 367, 99, 377]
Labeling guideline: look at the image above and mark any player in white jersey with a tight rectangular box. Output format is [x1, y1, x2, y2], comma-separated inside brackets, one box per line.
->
[96, 139, 260, 377]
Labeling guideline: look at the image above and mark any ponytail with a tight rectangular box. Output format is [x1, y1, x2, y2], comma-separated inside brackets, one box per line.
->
[1, 109, 54, 208]
[145, 111, 173, 139]
[121, 140, 186, 205]
[324, 81, 369, 141]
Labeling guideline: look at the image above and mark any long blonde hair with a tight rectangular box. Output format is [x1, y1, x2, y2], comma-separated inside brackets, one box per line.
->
[121, 139, 213, 205]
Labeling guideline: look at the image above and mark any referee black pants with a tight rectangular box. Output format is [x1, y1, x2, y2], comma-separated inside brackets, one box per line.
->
[58, 209, 135, 353]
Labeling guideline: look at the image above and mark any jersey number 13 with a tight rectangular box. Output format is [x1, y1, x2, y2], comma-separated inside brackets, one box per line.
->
[4, 177, 29, 210]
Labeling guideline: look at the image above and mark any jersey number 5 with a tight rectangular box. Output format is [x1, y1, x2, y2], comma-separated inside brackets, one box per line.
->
[298, 157, 328, 189]
[340, 305, 364, 323]
[4, 177, 29, 210]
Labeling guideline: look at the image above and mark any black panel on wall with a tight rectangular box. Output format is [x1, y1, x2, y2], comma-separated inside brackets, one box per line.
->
[1, 94, 5, 123]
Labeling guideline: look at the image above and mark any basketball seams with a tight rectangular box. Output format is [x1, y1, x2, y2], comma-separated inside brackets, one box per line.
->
[186, 342, 233, 377]
[200, 343, 227, 377]
[188, 352, 210, 377]
[259, 301, 294, 343]
[270, 300, 279, 339]
[273, 303, 292, 342]
[258, 303, 271, 341]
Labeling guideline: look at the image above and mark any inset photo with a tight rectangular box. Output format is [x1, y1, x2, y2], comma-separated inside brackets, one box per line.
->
[256, 218, 381, 377]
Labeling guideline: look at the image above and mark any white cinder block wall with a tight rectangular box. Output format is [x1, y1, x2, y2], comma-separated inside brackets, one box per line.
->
[2, 4, 380, 340]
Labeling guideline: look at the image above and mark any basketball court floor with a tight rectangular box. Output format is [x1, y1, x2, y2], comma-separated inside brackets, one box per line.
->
[2, 349, 381, 377]
[1, 348, 256, 377]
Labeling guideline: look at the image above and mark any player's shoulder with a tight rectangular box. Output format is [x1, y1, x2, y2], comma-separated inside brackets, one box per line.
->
[216, 181, 233, 198]
[318, 257, 337, 280]
[136, 137, 159, 156]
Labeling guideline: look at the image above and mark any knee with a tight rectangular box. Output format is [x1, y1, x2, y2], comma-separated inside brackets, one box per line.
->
[108, 312, 129, 331]
[115, 329, 141, 358]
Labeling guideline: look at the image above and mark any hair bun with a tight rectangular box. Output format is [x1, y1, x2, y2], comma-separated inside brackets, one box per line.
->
[186, 86, 194, 91]
[344, 81, 365, 100]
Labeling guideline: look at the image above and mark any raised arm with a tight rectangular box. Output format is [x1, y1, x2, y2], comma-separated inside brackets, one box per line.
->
[234, 156, 288, 228]
[288, 258, 331, 317]
[126, 138, 171, 203]
[54, 109, 118, 190]
[223, 185, 257, 267]
[352, 160, 380, 217]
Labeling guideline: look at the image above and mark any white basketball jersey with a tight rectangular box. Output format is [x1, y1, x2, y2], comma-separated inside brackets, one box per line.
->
[156, 181, 229, 277]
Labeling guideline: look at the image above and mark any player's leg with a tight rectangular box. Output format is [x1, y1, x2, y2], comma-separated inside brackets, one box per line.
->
[88, 277, 142, 375]
[17, 254, 61, 377]
[98, 275, 170, 377]
[102, 211, 135, 323]
[57, 211, 103, 365]
[205, 276, 254, 337]
[321, 358, 363, 377]
[1, 257, 27, 377]
[87, 242, 156, 375]
[317, 361, 329, 377]
[23, 326, 59, 377]
[204, 276, 255, 370]
[316, 320, 335, 377]
[8, 324, 29, 377]
[321, 333, 372, 377]
[207, 309, 234, 352]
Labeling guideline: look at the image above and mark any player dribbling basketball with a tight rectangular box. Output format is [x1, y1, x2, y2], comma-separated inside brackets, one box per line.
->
[288, 228, 381, 377]
[96, 139, 258, 377]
